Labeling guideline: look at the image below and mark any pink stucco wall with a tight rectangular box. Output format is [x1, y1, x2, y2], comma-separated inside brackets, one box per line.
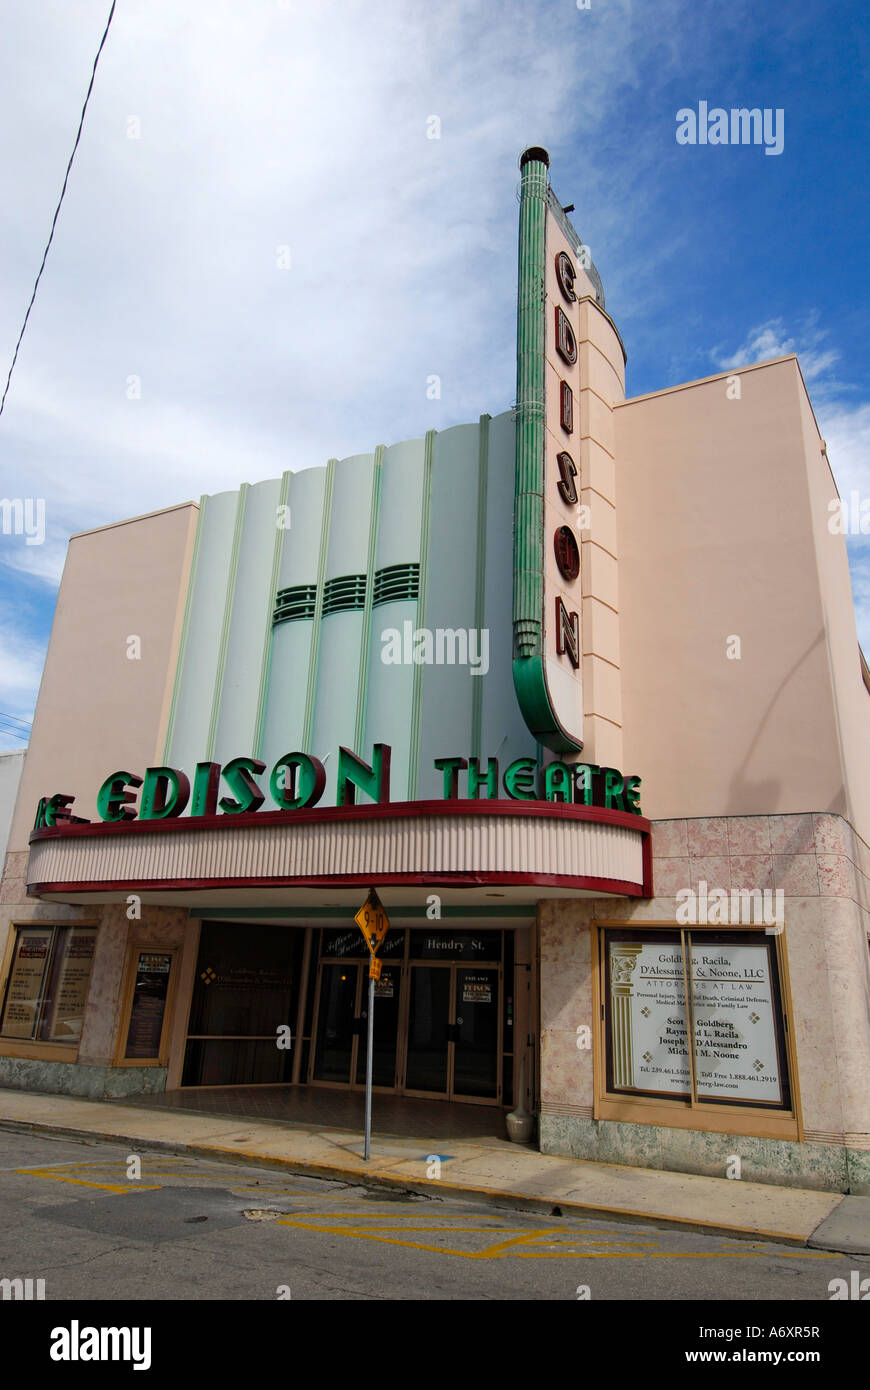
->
[615, 356, 866, 826]
[8, 503, 199, 852]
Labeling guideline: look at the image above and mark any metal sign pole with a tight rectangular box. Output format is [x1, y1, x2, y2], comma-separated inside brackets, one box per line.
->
[364, 973, 375, 1161]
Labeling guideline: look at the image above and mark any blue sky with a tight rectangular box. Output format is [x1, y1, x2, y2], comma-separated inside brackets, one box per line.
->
[1, 0, 868, 749]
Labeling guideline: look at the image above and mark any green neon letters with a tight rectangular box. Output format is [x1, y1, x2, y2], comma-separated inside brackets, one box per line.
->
[41, 745, 642, 827]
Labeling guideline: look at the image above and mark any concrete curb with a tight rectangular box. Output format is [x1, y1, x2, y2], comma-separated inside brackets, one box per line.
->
[0, 1114, 824, 1247]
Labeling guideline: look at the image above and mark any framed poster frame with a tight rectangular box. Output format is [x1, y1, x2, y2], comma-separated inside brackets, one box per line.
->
[114, 945, 179, 1067]
[592, 920, 803, 1142]
[0, 921, 99, 1062]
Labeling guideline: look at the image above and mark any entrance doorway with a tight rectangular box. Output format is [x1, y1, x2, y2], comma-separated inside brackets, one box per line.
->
[307, 928, 508, 1105]
[405, 965, 500, 1100]
[312, 960, 401, 1088]
[182, 921, 528, 1110]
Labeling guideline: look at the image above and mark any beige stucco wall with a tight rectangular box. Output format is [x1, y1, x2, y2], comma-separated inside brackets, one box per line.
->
[0, 751, 25, 860]
[8, 503, 199, 852]
[615, 357, 854, 822]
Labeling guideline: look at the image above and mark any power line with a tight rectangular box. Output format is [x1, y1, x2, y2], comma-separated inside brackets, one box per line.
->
[0, 724, 30, 743]
[0, 711, 32, 731]
[0, 0, 117, 418]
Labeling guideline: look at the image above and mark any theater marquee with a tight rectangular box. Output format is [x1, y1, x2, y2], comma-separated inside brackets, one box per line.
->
[26, 744, 651, 901]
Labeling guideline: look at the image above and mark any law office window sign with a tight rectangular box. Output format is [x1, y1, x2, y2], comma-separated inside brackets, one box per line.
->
[0, 925, 97, 1044]
[603, 929, 792, 1111]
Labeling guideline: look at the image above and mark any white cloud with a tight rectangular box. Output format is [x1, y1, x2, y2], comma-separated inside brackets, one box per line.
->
[818, 401, 870, 501]
[711, 316, 841, 385]
[0, 0, 679, 538]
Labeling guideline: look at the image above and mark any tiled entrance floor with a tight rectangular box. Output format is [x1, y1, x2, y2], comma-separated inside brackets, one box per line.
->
[115, 1085, 506, 1141]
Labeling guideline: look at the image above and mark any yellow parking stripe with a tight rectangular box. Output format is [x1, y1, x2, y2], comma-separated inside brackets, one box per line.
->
[273, 1213, 838, 1261]
[15, 1168, 161, 1194]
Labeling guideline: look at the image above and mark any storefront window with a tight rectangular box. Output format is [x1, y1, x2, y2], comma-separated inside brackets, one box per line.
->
[0, 925, 97, 1043]
[603, 929, 791, 1110]
[183, 922, 302, 1085]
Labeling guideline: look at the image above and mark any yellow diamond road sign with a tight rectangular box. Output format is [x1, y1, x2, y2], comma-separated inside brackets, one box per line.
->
[355, 890, 389, 956]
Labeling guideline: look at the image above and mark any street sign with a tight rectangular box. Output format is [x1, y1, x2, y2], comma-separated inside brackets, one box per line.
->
[354, 889, 389, 956]
[354, 888, 389, 1163]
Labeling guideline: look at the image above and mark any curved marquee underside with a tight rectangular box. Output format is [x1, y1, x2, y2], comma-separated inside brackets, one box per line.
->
[28, 801, 652, 900]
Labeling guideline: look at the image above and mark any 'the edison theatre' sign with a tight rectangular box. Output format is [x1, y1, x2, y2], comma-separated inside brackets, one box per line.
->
[513, 146, 585, 752]
[33, 744, 642, 827]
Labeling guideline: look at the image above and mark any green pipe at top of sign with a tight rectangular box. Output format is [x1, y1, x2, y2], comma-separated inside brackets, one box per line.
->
[512, 146, 584, 755]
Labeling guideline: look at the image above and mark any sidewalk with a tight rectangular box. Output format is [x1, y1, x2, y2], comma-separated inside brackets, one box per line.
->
[0, 1087, 868, 1255]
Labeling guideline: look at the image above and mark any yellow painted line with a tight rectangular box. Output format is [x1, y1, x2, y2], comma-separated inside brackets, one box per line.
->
[15, 1162, 839, 1255]
[476, 1231, 567, 1257]
[514, 1239, 650, 1251]
[10, 1145, 834, 1243]
[275, 1219, 502, 1259]
[15, 1168, 162, 1195]
[18, 1161, 317, 1188]
[55, 1172, 315, 1189]
[17, 1164, 372, 1200]
[510, 1250, 838, 1259]
[15, 1161, 129, 1171]
[273, 1214, 840, 1262]
[274, 1211, 516, 1221]
[281, 1219, 532, 1235]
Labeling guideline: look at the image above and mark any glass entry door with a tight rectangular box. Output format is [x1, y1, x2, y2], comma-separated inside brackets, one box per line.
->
[312, 963, 359, 1084]
[309, 934, 503, 1103]
[311, 960, 401, 1089]
[355, 962, 401, 1088]
[453, 967, 500, 1099]
[405, 965, 451, 1095]
[404, 964, 501, 1103]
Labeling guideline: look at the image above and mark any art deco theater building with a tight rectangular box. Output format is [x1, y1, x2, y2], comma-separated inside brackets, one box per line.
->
[2, 149, 869, 1194]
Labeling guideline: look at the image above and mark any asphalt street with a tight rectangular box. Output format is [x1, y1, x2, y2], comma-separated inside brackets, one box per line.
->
[1, 1126, 867, 1303]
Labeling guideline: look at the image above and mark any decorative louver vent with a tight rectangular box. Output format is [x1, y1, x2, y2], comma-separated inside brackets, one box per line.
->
[373, 563, 419, 606]
[272, 565, 419, 627]
[273, 584, 317, 625]
[322, 574, 367, 616]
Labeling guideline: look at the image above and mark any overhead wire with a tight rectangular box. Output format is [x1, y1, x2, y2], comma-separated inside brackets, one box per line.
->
[0, 712, 32, 729]
[0, 1, 117, 418]
[0, 723, 31, 743]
